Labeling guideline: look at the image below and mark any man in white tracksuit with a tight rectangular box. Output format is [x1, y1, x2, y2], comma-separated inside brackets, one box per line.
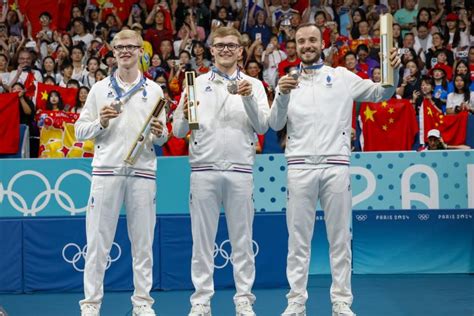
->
[173, 27, 270, 316]
[270, 23, 401, 316]
[75, 30, 168, 316]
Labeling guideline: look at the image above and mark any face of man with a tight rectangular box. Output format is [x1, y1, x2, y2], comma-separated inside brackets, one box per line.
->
[18, 51, 32, 68]
[286, 42, 297, 58]
[344, 54, 357, 70]
[295, 25, 323, 65]
[417, 26, 428, 39]
[112, 38, 143, 70]
[210, 35, 242, 70]
[403, 34, 414, 48]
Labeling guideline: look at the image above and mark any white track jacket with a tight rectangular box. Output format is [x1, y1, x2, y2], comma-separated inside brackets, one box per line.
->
[270, 65, 398, 166]
[173, 71, 270, 171]
[75, 75, 168, 174]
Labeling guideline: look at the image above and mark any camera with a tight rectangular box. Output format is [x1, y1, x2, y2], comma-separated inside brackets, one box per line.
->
[281, 19, 291, 27]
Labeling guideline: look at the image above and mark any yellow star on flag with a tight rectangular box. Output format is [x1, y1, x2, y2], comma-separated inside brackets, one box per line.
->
[388, 107, 395, 114]
[389, 118, 394, 124]
[41, 90, 49, 101]
[10, 2, 17, 11]
[381, 101, 388, 108]
[427, 107, 433, 116]
[382, 124, 388, 131]
[364, 105, 377, 122]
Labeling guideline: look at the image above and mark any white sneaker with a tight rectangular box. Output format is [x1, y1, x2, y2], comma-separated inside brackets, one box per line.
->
[332, 302, 356, 316]
[81, 304, 100, 316]
[281, 302, 306, 316]
[235, 301, 256, 316]
[133, 305, 156, 316]
[188, 304, 211, 316]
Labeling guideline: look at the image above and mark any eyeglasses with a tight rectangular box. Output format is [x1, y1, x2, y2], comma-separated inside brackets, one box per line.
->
[212, 43, 241, 51]
[113, 45, 141, 52]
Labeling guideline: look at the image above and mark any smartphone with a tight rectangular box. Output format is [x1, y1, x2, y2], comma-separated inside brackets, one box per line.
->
[403, 68, 411, 79]
[255, 33, 262, 41]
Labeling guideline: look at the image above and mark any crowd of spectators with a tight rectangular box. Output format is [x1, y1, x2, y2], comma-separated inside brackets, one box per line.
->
[1, 0, 473, 157]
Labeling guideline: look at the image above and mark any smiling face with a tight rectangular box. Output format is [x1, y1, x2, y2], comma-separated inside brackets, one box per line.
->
[112, 37, 143, 70]
[210, 35, 242, 70]
[295, 25, 323, 66]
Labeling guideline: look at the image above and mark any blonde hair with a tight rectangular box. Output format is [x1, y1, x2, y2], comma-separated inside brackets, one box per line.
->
[111, 29, 143, 48]
[209, 26, 242, 45]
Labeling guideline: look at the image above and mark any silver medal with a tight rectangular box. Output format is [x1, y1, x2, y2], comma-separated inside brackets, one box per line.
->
[227, 80, 238, 95]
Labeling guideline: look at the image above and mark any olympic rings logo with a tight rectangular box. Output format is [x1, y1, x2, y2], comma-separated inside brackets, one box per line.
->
[0, 169, 91, 216]
[62, 242, 122, 272]
[355, 214, 368, 221]
[213, 239, 260, 269]
[418, 214, 430, 221]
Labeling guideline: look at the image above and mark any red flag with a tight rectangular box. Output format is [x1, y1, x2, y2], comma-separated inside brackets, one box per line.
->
[35, 83, 78, 112]
[24, 72, 36, 98]
[17, 0, 59, 35]
[421, 99, 468, 145]
[91, 0, 132, 22]
[360, 98, 418, 151]
[0, 93, 20, 154]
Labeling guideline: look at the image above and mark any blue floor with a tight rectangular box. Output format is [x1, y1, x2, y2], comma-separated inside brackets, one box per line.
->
[1, 274, 473, 316]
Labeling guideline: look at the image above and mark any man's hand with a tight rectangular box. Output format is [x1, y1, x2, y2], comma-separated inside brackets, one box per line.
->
[237, 80, 252, 97]
[100, 105, 120, 128]
[389, 47, 401, 69]
[278, 74, 298, 95]
[150, 118, 164, 137]
[180, 93, 199, 121]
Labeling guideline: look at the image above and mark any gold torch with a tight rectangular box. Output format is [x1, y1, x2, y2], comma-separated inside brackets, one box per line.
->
[124, 97, 168, 165]
[185, 71, 199, 130]
[380, 13, 394, 87]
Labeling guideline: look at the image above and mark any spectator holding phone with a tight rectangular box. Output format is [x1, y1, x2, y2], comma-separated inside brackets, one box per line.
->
[8, 48, 42, 87]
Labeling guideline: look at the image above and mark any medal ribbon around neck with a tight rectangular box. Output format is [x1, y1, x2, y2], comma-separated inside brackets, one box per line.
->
[211, 66, 241, 81]
[110, 71, 147, 101]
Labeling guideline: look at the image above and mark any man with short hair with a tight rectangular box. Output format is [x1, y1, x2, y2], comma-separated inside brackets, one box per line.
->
[75, 29, 168, 316]
[394, 0, 418, 36]
[278, 40, 301, 78]
[173, 26, 270, 316]
[8, 49, 43, 87]
[413, 22, 432, 54]
[270, 23, 400, 316]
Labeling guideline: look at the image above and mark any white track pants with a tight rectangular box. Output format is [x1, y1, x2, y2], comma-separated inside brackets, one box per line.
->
[80, 175, 156, 309]
[189, 171, 256, 306]
[286, 166, 353, 305]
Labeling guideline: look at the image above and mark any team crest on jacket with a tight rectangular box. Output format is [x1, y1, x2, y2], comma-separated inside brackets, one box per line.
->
[205, 86, 212, 92]
[326, 75, 333, 87]
[107, 91, 114, 98]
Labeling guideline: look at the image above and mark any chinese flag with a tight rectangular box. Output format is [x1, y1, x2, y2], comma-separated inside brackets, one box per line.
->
[0, 93, 20, 154]
[360, 98, 418, 151]
[35, 83, 78, 112]
[420, 99, 468, 145]
[7, 0, 74, 34]
[91, 0, 132, 22]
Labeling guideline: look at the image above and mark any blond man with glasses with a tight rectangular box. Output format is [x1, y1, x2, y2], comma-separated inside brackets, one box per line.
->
[75, 30, 168, 316]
